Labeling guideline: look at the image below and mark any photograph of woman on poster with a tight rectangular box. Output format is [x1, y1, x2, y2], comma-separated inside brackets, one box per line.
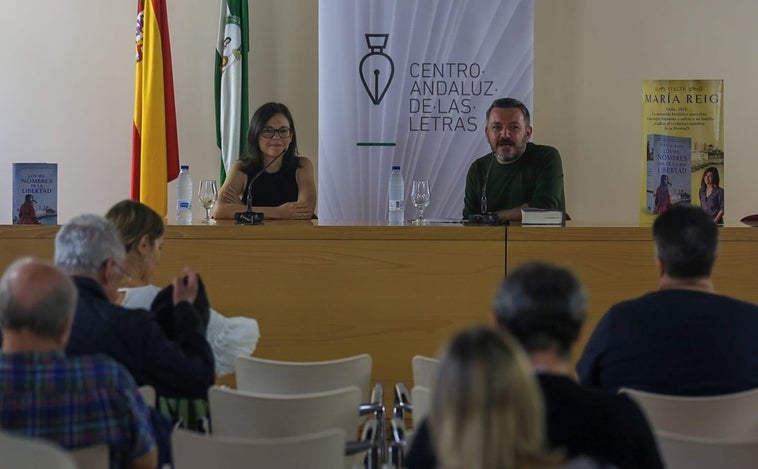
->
[654, 174, 672, 214]
[699, 166, 724, 224]
[17, 194, 39, 224]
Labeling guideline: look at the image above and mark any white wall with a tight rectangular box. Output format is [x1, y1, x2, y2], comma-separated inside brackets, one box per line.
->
[535, 0, 758, 224]
[2, 0, 756, 225]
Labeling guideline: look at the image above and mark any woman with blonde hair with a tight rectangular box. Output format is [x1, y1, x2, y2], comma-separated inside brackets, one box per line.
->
[430, 326, 555, 469]
[105, 199, 260, 377]
[425, 326, 602, 469]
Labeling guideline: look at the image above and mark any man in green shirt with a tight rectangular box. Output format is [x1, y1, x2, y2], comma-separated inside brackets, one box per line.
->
[463, 98, 565, 221]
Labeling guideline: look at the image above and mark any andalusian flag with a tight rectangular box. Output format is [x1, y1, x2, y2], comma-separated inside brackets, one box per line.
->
[132, 0, 180, 217]
[215, 0, 249, 184]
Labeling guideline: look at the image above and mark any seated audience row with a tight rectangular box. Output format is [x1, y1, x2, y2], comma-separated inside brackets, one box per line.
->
[0, 202, 264, 466]
[1, 203, 755, 468]
[407, 263, 663, 469]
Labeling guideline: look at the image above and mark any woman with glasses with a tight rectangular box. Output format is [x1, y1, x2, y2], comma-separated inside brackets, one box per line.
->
[214, 102, 316, 220]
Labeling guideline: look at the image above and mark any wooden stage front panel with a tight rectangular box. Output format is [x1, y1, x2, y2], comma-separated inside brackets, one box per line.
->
[507, 226, 758, 367]
[0, 222, 506, 398]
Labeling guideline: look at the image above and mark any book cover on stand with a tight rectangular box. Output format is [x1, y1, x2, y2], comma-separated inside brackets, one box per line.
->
[645, 135, 692, 215]
[12, 163, 58, 225]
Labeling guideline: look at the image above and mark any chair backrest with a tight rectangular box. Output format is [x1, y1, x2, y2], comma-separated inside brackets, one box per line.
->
[208, 385, 362, 439]
[412, 355, 439, 389]
[620, 387, 758, 438]
[0, 431, 78, 469]
[172, 427, 345, 469]
[68, 443, 109, 469]
[234, 354, 372, 400]
[655, 431, 758, 469]
[410, 386, 432, 428]
[138, 385, 156, 408]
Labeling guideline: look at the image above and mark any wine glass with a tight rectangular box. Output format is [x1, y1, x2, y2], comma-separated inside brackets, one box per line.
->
[197, 179, 218, 225]
[411, 179, 431, 225]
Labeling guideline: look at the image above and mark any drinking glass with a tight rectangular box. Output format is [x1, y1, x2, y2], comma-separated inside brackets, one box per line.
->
[197, 179, 218, 225]
[411, 179, 431, 225]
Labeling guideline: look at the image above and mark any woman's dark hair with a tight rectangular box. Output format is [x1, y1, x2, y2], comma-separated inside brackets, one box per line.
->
[659, 174, 669, 186]
[240, 102, 300, 174]
[653, 204, 718, 279]
[700, 167, 721, 190]
[492, 262, 586, 358]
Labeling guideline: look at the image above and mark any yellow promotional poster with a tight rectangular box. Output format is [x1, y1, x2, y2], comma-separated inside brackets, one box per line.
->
[640, 80, 724, 225]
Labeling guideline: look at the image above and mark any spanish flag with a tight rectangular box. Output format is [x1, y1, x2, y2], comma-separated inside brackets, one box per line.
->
[132, 0, 179, 218]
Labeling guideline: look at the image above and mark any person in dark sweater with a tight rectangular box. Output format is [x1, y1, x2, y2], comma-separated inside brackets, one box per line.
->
[407, 262, 663, 469]
[54, 214, 214, 400]
[577, 204, 758, 395]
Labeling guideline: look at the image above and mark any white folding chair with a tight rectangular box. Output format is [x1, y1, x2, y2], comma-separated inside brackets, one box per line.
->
[234, 354, 372, 400]
[68, 443, 109, 469]
[208, 385, 371, 468]
[410, 385, 432, 428]
[620, 387, 758, 438]
[172, 427, 345, 469]
[0, 431, 77, 469]
[411, 355, 439, 389]
[390, 355, 439, 467]
[655, 431, 758, 469]
[138, 385, 156, 408]
[209, 385, 362, 439]
[233, 354, 385, 465]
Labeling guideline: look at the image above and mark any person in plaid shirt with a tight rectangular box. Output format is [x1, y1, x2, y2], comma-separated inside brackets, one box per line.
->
[0, 258, 157, 469]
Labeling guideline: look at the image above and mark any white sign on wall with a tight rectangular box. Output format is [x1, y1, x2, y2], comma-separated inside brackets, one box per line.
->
[318, 0, 534, 221]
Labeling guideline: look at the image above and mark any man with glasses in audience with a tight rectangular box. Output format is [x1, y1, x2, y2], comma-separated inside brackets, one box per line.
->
[54, 214, 214, 400]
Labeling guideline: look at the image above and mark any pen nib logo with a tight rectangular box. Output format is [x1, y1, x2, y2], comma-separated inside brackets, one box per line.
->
[359, 34, 394, 105]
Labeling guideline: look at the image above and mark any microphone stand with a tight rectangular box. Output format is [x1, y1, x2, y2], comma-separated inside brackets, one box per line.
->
[234, 149, 286, 225]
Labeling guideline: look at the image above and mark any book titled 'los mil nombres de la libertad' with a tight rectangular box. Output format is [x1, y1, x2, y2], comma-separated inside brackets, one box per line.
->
[12, 163, 58, 225]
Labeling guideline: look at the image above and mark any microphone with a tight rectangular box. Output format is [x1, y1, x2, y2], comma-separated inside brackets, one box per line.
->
[468, 152, 504, 225]
[234, 148, 287, 225]
[479, 152, 495, 214]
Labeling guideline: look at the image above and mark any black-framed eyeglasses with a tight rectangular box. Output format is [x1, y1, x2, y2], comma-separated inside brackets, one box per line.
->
[260, 126, 292, 139]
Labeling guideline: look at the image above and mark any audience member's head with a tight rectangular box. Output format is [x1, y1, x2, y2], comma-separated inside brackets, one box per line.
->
[430, 326, 554, 469]
[653, 204, 718, 279]
[54, 214, 126, 302]
[105, 199, 164, 254]
[492, 262, 586, 359]
[0, 258, 76, 348]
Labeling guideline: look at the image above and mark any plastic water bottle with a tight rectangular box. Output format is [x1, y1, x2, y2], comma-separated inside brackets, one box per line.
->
[387, 165, 405, 225]
[176, 165, 193, 225]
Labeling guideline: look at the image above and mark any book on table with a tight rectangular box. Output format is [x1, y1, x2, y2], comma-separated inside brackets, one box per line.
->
[521, 208, 565, 226]
[12, 163, 58, 225]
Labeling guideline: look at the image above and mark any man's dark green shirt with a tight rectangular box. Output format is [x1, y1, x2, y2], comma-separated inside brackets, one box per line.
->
[463, 142, 566, 217]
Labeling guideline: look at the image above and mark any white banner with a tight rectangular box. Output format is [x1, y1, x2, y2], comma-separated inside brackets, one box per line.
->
[318, 0, 534, 221]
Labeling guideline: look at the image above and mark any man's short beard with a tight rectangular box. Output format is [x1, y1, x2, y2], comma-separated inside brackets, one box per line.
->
[495, 148, 525, 164]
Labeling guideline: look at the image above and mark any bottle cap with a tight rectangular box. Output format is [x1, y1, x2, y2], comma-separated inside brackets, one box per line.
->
[181, 165, 189, 170]
[391, 165, 400, 170]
